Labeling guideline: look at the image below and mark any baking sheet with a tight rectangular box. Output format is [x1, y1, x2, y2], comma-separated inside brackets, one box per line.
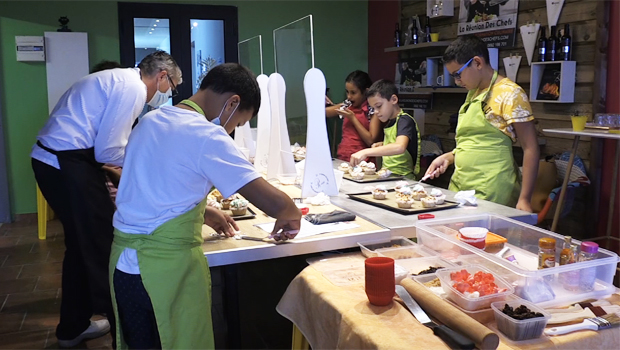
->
[222, 207, 256, 220]
[343, 172, 404, 183]
[347, 189, 459, 215]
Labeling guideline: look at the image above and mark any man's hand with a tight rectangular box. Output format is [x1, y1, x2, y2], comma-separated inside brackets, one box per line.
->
[204, 206, 238, 237]
[269, 217, 301, 241]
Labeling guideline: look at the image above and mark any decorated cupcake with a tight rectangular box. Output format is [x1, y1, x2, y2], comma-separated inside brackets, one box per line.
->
[396, 194, 414, 208]
[372, 185, 388, 200]
[421, 196, 437, 208]
[220, 195, 236, 210]
[208, 189, 223, 202]
[377, 168, 392, 179]
[338, 162, 351, 172]
[362, 162, 377, 175]
[350, 167, 365, 180]
[394, 181, 409, 191]
[412, 184, 428, 201]
[395, 186, 412, 200]
[430, 188, 446, 205]
[230, 198, 249, 216]
[207, 198, 222, 210]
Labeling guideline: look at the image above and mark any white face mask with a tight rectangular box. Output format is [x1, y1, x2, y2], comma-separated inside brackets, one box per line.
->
[212, 97, 239, 128]
[147, 79, 172, 108]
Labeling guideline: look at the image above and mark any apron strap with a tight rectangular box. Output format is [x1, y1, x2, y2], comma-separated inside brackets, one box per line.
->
[179, 99, 205, 116]
[36, 140, 57, 155]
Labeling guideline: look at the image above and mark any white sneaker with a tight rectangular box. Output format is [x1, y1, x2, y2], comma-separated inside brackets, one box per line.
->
[57, 319, 111, 348]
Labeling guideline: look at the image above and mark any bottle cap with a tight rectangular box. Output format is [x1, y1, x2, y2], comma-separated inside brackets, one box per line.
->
[539, 237, 556, 249]
[581, 241, 599, 254]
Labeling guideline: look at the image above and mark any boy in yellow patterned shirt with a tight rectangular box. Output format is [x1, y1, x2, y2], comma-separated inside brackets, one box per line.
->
[425, 35, 539, 212]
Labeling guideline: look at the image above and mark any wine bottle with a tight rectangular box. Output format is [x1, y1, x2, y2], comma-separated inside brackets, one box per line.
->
[547, 26, 559, 61]
[425, 16, 432, 43]
[561, 23, 572, 61]
[538, 26, 547, 62]
[394, 23, 401, 47]
[412, 26, 419, 44]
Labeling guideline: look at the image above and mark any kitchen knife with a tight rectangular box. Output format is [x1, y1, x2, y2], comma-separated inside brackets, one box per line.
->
[395, 285, 475, 350]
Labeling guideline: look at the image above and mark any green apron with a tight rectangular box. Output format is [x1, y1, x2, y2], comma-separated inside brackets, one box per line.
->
[382, 110, 421, 179]
[449, 71, 521, 207]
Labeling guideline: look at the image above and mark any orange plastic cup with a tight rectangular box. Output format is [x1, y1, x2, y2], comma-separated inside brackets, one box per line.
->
[365, 257, 395, 306]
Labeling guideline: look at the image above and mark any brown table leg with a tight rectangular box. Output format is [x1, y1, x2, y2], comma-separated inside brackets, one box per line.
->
[605, 139, 620, 249]
[551, 136, 580, 232]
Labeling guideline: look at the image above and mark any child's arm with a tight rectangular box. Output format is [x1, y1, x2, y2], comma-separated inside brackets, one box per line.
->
[425, 151, 455, 179]
[326, 104, 345, 118]
[338, 108, 381, 146]
[350, 135, 409, 166]
[513, 121, 539, 212]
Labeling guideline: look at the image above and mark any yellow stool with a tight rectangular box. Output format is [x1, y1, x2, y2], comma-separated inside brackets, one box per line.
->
[291, 324, 309, 350]
[36, 184, 54, 240]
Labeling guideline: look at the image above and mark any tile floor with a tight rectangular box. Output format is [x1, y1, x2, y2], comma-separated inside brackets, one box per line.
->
[0, 216, 113, 349]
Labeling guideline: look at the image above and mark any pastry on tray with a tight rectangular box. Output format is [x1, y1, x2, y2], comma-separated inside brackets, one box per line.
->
[412, 184, 428, 201]
[338, 162, 351, 172]
[395, 186, 413, 200]
[430, 188, 446, 205]
[207, 198, 222, 210]
[220, 195, 236, 210]
[230, 198, 249, 216]
[421, 196, 437, 208]
[372, 185, 388, 200]
[377, 168, 392, 179]
[207, 189, 224, 202]
[394, 181, 409, 191]
[396, 194, 414, 209]
[362, 162, 376, 175]
[350, 167, 365, 180]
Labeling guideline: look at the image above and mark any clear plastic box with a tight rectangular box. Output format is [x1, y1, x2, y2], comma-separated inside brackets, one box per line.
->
[358, 236, 431, 259]
[416, 214, 620, 307]
[384, 255, 454, 276]
[436, 264, 514, 311]
[491, 300, 551, 341]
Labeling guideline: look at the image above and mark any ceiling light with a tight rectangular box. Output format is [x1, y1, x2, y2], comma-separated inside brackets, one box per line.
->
[153, 24, 157, 27]
[149, 32, 152, 34]
[156, 19, 160, 22]
[193, 22, 198, 27]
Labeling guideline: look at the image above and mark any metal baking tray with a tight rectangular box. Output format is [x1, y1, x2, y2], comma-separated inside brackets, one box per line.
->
[347, 189, 458, 215]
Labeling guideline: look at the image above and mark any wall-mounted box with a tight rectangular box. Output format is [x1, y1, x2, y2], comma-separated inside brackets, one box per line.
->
[15, 36, 45, 61]
[426, 56, 455, 87]
[529, 61, 576, 103]
[427, 0, 454, 18]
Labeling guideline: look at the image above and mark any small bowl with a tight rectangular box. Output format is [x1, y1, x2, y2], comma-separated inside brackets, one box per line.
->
[491, 300, 550, 341]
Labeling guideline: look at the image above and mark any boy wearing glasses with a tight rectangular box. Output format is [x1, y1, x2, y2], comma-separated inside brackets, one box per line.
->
[425, 35, 539, 212]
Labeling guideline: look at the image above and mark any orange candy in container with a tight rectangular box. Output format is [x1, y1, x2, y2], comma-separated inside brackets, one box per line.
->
[437, 265, 514, 311]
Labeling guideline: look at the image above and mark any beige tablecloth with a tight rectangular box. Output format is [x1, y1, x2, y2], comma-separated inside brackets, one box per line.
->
[277, 264, 620, 350]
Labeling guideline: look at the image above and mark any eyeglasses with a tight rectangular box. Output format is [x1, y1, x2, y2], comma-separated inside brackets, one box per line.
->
[167, 74, 179, 98]
[449, 58, 474, 80]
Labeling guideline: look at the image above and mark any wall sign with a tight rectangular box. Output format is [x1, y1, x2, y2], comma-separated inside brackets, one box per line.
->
[457, 0, 520, 48]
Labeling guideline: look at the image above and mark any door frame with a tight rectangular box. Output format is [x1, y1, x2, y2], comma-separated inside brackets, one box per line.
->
[0, 83, 11, 222]
[118, 2, 238, 102]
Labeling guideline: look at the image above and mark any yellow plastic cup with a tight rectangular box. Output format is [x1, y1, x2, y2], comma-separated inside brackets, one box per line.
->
[430, 33, 440, 42]
[571, 115, 588, 131]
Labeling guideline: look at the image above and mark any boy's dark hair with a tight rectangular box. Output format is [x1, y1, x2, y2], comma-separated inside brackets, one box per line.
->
[91, 60, 122, 73]
[366, 79, 398, 100]
[443, 35, 490, 65]
[138, 50, 182, 84]
[345, 70, 373, 92]
[200, 63, 260, 115]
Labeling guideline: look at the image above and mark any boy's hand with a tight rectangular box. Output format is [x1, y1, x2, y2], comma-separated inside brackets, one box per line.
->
[204, 206, 238, 237]
[350, 150, 368, 166]
[516, 198, 534, 213]
[425, 153, 452, 179]
[371, 142, 383, 148]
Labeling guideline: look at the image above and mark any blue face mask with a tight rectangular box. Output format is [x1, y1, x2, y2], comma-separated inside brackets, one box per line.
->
[212, 97, 239, 128]
[147, 79, 172, 108]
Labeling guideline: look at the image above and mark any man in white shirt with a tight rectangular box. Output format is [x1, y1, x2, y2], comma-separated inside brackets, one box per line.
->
[31, 50, 182, 348]
[109, 63, 301, 349]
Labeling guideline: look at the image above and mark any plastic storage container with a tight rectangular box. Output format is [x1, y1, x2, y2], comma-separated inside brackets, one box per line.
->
[416, 214, 619, 307]
[436, 264, 514, 311]
[491, 300, 551, 341]
[358, 236, 432, 259]
[383, 255, 454, 277]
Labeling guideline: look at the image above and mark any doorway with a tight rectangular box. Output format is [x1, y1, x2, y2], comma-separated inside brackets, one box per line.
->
[118, 2, 238, 103]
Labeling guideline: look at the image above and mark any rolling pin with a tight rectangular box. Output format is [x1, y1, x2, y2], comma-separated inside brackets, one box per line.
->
[401, 278, 500, 350]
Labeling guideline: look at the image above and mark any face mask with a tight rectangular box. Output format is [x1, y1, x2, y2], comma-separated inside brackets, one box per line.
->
[147, 79, 172, 108]
[212, 97, 239, 128]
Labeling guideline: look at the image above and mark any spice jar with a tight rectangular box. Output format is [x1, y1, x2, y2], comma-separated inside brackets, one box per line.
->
[538, 237, 556, 269]
[579, 241, 599, 291]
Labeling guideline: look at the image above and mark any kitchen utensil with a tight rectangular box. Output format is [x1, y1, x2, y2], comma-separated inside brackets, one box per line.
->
[396, 285, 475, 350]
[547, 304, 620, 324]
[545, 313, 620, 335]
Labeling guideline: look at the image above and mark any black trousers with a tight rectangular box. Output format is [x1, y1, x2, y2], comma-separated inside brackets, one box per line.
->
[113, 269, 162, 349]
[32, 158, 116, 343]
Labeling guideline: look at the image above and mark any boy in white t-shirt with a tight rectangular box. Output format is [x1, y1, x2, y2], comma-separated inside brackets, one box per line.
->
[110, 63, 301, 349]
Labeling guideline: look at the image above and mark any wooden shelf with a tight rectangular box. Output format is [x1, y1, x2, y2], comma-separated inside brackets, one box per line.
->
[384, 41, 451, 53]
[409, 87, 467, 93]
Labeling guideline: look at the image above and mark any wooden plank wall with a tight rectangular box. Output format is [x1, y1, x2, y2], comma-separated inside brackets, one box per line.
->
[400, 0, 605, 166]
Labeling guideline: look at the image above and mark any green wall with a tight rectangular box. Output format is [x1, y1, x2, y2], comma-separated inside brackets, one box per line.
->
[0, 1, 368, 216]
